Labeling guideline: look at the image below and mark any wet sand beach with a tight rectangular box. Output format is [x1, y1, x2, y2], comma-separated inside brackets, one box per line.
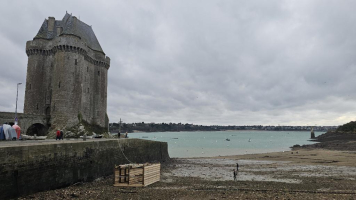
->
[19, 148, 356, 200]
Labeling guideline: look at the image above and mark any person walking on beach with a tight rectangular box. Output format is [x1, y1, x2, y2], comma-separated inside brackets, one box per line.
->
[118, 132, 121, 139]
[236, 163, 239, 171]
[233, 169, 237, 181]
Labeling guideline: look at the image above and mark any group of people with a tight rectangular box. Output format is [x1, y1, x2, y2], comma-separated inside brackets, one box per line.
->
[56, 130, 64, 140]
[0, 123, 21, 140]
[233, 163, 239, 181]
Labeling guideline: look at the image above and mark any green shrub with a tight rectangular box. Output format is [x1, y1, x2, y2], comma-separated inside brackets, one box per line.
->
[337, 121, 356, 133]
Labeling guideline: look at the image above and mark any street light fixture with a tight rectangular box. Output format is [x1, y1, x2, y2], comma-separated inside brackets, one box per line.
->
[15, 83, 22, 124]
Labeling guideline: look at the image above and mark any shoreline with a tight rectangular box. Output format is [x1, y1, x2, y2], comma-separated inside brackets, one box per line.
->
[124, 130, 327, 134]
[292, 131, 356, 151]
[19, 146, 356, 199]
[18, 131, 356, 199]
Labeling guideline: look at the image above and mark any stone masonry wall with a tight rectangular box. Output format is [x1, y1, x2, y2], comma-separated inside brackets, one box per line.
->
[25, 33, 110, 131]
[24, 52, 49, 115]
[0, 112, 46, 134]
[0, 139, 169, 199]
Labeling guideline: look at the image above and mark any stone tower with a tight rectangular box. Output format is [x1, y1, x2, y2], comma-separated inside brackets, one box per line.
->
[24, 12, 110, 132]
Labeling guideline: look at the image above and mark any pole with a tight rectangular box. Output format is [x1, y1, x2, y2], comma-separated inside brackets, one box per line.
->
[119, 118, 122, 133]
[15, 83, 22, 123]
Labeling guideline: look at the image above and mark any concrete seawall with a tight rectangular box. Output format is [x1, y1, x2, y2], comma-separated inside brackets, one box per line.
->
[0, 139, 169, 199]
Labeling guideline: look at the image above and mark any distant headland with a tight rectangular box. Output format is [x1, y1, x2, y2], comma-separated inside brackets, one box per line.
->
[109, 122, 337, 133]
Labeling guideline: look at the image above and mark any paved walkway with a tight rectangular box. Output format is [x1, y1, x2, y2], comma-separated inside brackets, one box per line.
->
[0, 138, 126, 148]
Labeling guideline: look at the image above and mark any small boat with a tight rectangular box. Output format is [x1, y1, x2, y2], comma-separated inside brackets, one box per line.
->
[226, 138, 230, 141]
[172, 138, 179, 139]
[248, 138, 251, 142]
[142, 136, 148, 138]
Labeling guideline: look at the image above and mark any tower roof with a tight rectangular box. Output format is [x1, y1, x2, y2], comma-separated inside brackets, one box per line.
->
[34, 12, 104, 53]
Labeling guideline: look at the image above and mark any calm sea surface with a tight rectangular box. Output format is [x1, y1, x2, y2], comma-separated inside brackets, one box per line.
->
[125, 131, 323, 158]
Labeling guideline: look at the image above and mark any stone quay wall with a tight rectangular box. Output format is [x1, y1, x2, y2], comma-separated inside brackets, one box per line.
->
[0, 112, 47, 134]
[0, 139, 169, 199]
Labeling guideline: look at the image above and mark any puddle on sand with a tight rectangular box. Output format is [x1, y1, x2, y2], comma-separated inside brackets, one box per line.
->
[170, 159, 300, 183]
[181, 158, 287, 165]
[168, 158, 356, 184]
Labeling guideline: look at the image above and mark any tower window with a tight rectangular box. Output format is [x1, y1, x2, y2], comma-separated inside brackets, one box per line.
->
[29, 84, 31, 90]
[98, 71, 100, 76]
[87, 88, 89, 93]
[58, 81, 61, 88]
[87, 66, 88, 72]
[36, 103, 39, 110]
[75, 59, 77, 65]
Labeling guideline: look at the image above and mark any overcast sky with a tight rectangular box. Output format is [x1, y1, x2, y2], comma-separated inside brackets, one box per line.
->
[1, 0, 356, 126]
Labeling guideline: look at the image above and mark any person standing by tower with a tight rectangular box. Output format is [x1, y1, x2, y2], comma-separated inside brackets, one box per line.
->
[56, 130, 61, 140]
[60, 130, 64, 140]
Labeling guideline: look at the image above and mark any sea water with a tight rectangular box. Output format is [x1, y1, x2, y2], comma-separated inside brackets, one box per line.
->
[126, 131, 323, 158]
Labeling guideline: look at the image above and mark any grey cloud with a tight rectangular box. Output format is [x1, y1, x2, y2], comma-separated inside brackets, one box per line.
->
[1, 0, 356, 126]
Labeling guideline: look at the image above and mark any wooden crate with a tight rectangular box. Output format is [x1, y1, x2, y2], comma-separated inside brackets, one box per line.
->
[114, 163, 160, 187]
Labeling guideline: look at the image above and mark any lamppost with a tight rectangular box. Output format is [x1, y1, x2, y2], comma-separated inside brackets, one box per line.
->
[15, 83, 22, 124]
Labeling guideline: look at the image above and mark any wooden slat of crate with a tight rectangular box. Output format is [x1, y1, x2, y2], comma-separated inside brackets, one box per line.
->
[144, 177, 160, 184]
[130, 170, 143, 175]
[130, 176, 143, 181]
[118, 164, 143, 168]
[145, 178, 159, 186]
[144, 165, 160, 172]
[130, 175, 143, 181]
[145, 168, 160, 172]
[144, 170, 160, 177]
[144, 169, 160, 175]
[144, 173, 160, 180]
[129, 180, 143, 185]
[144, 164, 160, 171]
[129, 180, 143, 184]
[143, 163, 160, 186]
[144, 165, 160, 171]
[144, 165, 160, 170]
[144, 179, 159, 186]
[114, 183, 142, 187]
[144, 170, 160, 176]
[146, 174, 160, 181]
[145, 174, 160, 180]
[145, 166, 160, 171]
[146, 175, 160, 180]
[144, 165, 160, 173]
[115, 170, 125, 183]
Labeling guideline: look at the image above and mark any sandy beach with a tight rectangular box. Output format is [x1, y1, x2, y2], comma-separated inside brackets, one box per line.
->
[18, 147, 356, 200]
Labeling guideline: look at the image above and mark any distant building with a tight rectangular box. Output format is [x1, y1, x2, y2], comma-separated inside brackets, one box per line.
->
[24, 12, 110, 133]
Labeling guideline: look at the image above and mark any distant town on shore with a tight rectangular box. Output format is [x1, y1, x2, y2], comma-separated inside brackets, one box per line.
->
[109, 122, 337, 133]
